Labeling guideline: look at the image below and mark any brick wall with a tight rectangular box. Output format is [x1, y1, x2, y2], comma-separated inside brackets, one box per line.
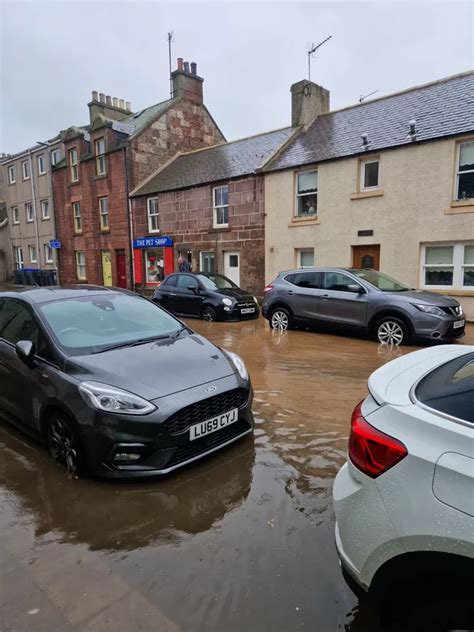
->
[132, 175, 265, 296]
[54, 147, 131, 286]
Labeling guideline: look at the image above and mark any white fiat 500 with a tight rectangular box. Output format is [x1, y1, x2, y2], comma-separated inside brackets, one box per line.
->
[333, 345, 473, 603]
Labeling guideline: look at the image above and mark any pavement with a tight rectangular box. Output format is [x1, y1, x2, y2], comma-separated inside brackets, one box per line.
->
[0, 319, 473, 632]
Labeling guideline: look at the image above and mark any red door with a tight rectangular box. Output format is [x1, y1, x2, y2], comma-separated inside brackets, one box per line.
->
[116, 251, 127, 288]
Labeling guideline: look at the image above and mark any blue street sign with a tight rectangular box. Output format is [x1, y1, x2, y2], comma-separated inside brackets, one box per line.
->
[49, 240, 61, 249]
[133, 236, 173, 248]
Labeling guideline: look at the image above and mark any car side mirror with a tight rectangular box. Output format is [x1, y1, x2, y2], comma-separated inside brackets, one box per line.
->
[348, 284, 364, 294]
[188, 285, 199, 293]
[15, 340, 36, 366]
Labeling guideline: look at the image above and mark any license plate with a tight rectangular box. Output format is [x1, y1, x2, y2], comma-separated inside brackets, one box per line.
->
[241, 308, 255, 314]
[189, 408, 238, 441]
[453, 320, 465, 329]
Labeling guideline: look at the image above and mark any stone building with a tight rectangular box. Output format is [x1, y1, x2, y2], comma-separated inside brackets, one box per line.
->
[263, 71, 474, 319]
[130, 127, 295, 296]
[53, 58, 225, 288]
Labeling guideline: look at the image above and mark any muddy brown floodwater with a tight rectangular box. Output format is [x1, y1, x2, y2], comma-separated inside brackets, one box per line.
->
[1, 320, 473, 632]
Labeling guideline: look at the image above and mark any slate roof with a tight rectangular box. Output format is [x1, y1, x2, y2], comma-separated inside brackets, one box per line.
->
[132, 127, 296, 196]
[266, 71, 474, 172]
[121, 99, 176, 137]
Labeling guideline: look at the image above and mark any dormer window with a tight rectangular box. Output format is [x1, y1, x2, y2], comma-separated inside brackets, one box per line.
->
[69, 148, 79, 183]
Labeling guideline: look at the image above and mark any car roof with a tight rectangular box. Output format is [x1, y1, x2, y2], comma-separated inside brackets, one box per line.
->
[279, 267, 363, 275]
[0, 285, 133, 305]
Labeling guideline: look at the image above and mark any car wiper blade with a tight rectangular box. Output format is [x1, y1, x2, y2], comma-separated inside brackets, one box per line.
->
[93, 335, 171, 353]
[171, 325, 188, 339]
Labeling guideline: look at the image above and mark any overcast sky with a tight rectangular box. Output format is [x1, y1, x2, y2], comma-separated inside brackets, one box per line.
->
[1, 0, 473, 154]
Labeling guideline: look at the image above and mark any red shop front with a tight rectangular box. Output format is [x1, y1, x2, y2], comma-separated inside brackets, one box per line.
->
[133, 236, 174, 291]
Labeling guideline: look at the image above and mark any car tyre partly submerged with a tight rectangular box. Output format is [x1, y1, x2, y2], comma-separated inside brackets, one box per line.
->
[46, 412, 83, 475]
[375, 316, 409, 345]
[270, 307, 292, 331]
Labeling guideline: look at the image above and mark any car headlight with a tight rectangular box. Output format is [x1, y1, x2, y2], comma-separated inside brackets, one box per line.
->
[222, 298, 233, 307]
[78, 381, 156, 415]
[253, 296, 259, 305]
[225, 351, 249, 380]
[414, 304, 445, 317]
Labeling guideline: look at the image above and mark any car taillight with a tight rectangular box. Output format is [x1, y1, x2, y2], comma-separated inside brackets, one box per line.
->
[264, 284, 274, 293]
[348, 401, 407, 478]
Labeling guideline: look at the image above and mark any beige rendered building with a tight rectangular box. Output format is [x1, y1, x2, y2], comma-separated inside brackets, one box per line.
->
[1, 137, 64, 279]
[263, 72, 474, 320]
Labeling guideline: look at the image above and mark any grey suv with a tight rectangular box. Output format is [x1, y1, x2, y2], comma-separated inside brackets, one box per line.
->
[262, 268, 465, 344]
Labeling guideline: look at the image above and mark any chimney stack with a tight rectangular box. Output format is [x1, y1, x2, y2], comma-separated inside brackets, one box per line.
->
[290, 80, 330, 128]
[88, 92, 132, 124]
[171, 57, 203, 104]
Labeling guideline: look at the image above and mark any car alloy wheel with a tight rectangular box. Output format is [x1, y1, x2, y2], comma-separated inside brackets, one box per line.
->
[377, 319, 405, 345]
[202, 306, 217, 322]
[46, 414, 81, 475]
[271, 309, 290, 330]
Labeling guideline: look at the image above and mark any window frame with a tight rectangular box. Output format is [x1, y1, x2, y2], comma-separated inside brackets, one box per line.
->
[12, 207, 19, 225]
[213, 185, 229, 228]
[360, 158, 380, 191]
[296, 248, 315, 268]
[25, 202, 34, 223]
[8, 165, 16, 184]
[28, 244, 38, 264]
[41, 199, 50, 220]
[455, 141, 474, 201]
[295, 170, 318, 218]
[72, 201, 82, 233]
[95, 137, 106, 176]
[14, 246, 24, 269]
[147, 197, 160, 233]
[22, 160, 30, 181]
[51, 149, 61, 166]
[99, 197, 109, 231]
[68, 148, 79, 183]
[44, 244, 54, 264]
[75, 251, 86, 281]
[421, 242, 474, 291]
[200, 251, 215, 273]
[37, 154, 46, 175]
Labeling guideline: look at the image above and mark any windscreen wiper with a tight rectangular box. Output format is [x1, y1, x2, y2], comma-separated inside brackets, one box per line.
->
[171, 325, 188, 339]
[93, 335, 171, 353]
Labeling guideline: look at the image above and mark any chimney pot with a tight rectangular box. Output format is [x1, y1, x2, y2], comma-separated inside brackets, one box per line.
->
[183, 61, 190, 73]
[190, 62, 197, 75]
[105, 95, 112, 105]
[99, 93, 106, 103]
[113, 97, 119, 108]
[92, 90, 99, 101]
[177, 57, 184, 71]
[119, 99, 125, 109]
[126, 101, 131, 111]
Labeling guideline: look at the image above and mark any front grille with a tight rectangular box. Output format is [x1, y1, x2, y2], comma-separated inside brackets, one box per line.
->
[440, 305, 461, 316]
[166, 419, 251, 468]
[237, 302, 257, 309]
[163, 388, 249, 435]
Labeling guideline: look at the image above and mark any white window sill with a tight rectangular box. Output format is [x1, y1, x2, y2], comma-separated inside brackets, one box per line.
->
[148, 229, 161, 234]
[445, 200, 474, 214]
[213, 224, 229, 229]
[351, 188, 384, 200]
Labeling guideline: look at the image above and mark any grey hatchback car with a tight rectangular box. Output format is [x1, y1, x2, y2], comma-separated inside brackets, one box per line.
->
[262, 268, 465, 344]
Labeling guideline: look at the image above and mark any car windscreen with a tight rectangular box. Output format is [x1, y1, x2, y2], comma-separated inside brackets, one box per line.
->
[199, 274, 237, 290]
[38, 293, 182, 356]
[351, 269, 410, 292]
[415, 352, 474, 423]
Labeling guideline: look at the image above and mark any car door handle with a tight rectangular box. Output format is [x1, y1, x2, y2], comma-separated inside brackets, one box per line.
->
[169, 292, 177, 296]
[286, 291, 294, 295]
[321, 294, 330, 299]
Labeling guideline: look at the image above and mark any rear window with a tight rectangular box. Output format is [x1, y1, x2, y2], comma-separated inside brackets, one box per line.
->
[286, 272, 320, 289]
[416, 352, 474, 423]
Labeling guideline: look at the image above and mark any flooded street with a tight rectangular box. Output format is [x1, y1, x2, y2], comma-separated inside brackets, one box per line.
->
[1, 319, 473, 632]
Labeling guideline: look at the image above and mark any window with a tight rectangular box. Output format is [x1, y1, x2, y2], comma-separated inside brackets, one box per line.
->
[51, 149, 61, 166]
[37, 154, 46, 175]
[144, 248, 164, 283]
[287, 272, 320, 289]
[25, 202, 34, 223]
[14, 247, 24, 269]
[44, 244, 54, 264]
[422, 243, 474, 289]
[456, 142, 474, 200]
[0, 300, 46, 351]
[75, 251, 86, 280]
[22, 160, 30, 180]
[99, 197, 109, 230]
[41, 199, 50, 220]
[322, 272, 360, 292]
[296, 171, 317, 217]
[8, 165, 16, 184]
[162, 275, 177, 287]
[297, 249, 314, 268]
[12, 207, 19, 224]
[28, 245, 37, 264]
[73, 202, 82, 233]
[213, 186, 229, 227]
[200, 251, 215, 273]
[176, 275, 198, 290]
[361, 159, 379, 190]
[69, 148, 79, 182]
[147, 197, 159, 232]
[95, 138, 106, 176]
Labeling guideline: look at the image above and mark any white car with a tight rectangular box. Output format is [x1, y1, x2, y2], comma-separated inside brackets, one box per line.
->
[333, 345, 473, 607]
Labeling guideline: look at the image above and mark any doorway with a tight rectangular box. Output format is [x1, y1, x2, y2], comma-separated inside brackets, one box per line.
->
[116, 250, 127, 288]
[101, 251, 113, 286]
[224, 251, 240, 286]
[352, 245, 380, 270]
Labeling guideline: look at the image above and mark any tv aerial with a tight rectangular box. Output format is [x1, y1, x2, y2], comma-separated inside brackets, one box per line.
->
[307, 36, 332, 82]
[359, 89, 379, 103]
